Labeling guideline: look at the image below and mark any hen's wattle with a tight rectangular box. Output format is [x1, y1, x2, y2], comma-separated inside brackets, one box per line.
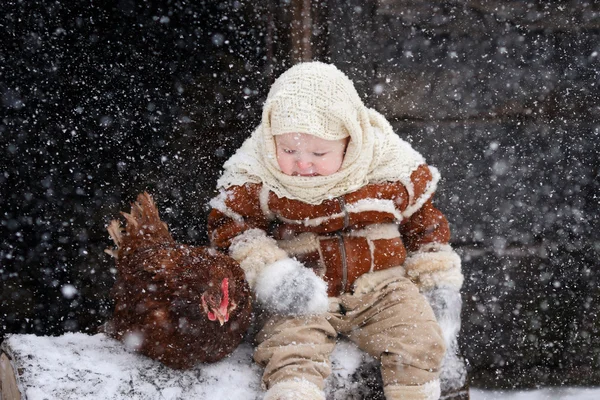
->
[104, 192, 252, 369]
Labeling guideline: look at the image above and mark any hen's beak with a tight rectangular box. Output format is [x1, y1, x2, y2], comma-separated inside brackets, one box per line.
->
[201, 301, 229, 326]
[201, 308, 228, 326]
[215, 310, 228, 326]
[216, 301, 230, 326]
[206, 306, 228, 326]
[214, 278, 230, 325]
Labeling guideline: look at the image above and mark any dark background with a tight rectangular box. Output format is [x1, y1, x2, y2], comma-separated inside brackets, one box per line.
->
[1, 0, 599, 390]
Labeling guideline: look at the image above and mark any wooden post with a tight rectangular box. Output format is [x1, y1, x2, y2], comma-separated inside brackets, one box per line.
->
[0, 352, 21, 400]
[291, 0, 313, 63]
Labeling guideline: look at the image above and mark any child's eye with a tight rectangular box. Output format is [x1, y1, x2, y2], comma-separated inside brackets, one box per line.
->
[284, 149, 295, 154]
[313, 152, 327, 157]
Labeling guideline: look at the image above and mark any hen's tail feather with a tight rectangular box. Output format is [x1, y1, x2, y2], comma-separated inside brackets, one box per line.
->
[121, 211, 139, 230]
[123, 192, 174, 243]
[105, 192, 175, 259]
[104, 220, 123, 258]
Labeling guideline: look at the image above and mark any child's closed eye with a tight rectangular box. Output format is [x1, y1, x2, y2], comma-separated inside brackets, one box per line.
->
[313, 152, 327, 157]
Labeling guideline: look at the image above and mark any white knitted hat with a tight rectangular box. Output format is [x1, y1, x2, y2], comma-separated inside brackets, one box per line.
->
[263, 62, 359, 141]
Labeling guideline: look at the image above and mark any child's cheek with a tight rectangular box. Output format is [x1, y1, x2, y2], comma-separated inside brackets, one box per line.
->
[277, 154, 293, 175]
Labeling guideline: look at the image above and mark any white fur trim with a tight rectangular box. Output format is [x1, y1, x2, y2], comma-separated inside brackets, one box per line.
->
[404, 247, 463, 290]
[383, 379, 441, 400]
[274, 198, 404, 228]
[259, 184, 276, 220]
[229, 229, 288, 288]
[403, 248, 461, 275]
[367, 239, 376, 272]
[346, 198, 403, 221]
[416, 242, 453, 253]
[402, 166, 440, 219]
[416, 266, 464, 291]
[275, 211, 342, 228]
[347, 222, 400, 240]
[265, 379, 325, 400]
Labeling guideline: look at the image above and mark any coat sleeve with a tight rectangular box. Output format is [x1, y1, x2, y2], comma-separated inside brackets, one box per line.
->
[400, 199, 450, 252]
[396, 166, 463, 292]
[207, 184, 270, 249]
[207, 184, 287, 288]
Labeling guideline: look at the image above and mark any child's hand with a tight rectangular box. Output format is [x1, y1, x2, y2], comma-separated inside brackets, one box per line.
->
[254, 258, 329, 315]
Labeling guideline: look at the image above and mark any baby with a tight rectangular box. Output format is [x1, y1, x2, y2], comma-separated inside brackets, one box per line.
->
[208, 62, 464, 400]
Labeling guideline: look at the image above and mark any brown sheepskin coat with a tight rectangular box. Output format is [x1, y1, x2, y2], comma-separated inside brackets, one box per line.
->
[208, 164, 450, 297]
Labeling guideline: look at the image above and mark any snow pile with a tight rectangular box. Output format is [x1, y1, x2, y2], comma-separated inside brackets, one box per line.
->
[3, 333, 261, 400]
[6, 333, 600, 399]
[1, 333, 376, 400]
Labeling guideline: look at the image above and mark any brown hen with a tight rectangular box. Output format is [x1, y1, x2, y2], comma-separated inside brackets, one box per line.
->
[104, 192, 252, 369]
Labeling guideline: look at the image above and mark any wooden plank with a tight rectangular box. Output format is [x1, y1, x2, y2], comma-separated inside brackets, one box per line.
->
[391, 119, 599, 250]
[376, 0, 600, 32]
[1, 352, 22, 400]
[369, 30, 600, 120]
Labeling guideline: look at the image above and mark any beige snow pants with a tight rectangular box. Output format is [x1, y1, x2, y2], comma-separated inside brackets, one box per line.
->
[254, 273, 446, 393]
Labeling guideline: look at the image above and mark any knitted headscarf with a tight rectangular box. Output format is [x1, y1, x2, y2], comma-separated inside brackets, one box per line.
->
[217, 62, 434, 205]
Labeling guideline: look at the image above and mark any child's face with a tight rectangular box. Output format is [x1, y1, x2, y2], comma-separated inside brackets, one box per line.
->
[275, 132, 348, 177]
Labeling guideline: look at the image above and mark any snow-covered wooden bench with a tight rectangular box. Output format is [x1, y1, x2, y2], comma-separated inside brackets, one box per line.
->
[0, 333, 385, 400]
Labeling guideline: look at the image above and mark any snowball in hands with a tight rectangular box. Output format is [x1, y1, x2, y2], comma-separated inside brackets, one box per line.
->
[255, 258, 329, 315]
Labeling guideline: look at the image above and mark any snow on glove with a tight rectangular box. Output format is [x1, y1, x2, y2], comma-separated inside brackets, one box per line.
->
[254, 257, 329, 316]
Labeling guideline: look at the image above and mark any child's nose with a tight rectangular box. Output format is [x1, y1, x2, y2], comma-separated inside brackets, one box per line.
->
[296, 159, 312, 169]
